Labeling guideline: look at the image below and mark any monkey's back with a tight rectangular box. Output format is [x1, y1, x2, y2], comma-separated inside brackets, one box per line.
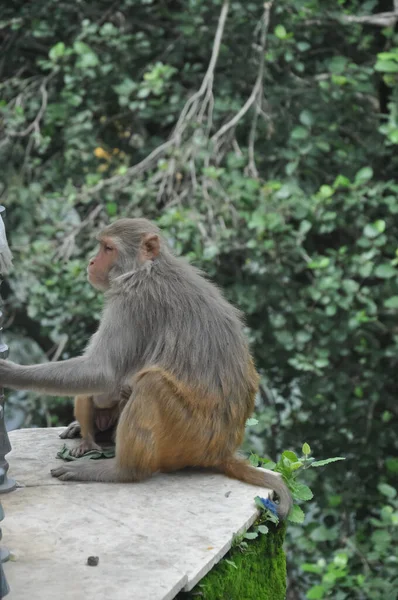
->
[123, 255, 259, 410]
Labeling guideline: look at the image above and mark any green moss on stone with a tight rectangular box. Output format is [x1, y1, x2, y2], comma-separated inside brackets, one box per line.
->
[177, 523, 286, 600]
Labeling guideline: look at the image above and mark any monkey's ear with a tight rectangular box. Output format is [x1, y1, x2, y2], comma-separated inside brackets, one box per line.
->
[142, 233, 160, 260]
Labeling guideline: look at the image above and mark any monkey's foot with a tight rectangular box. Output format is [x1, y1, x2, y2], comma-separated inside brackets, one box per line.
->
[69, 439, 102, 458]
[51, 458, 122, 482]
[59, 420, 81, 439]
[51, 462, 88, 481]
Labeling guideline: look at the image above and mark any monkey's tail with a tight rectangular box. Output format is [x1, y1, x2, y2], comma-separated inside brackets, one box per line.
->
[217, 456, 292, 519]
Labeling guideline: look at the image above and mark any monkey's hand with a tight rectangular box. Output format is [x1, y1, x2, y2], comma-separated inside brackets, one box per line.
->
[0, 359, 17, 385]
[59, 421, 81, 439]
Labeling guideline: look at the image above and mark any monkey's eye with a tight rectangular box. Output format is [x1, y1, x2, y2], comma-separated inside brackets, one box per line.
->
[104, 246, 114, 252]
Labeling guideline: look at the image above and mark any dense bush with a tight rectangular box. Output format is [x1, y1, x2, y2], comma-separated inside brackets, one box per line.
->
[1, 1, 397, 597]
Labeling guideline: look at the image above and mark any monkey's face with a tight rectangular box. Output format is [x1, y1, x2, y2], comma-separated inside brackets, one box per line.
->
[87, 237, 118, 291]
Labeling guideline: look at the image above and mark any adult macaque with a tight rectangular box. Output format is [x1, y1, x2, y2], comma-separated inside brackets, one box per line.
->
[0, 218, 292, 517]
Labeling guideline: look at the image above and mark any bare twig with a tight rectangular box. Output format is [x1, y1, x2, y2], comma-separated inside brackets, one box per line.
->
[40, 335, 69, 427]
[55, 204, 104, 261]
[305, 8, 398, 28]
[245, 5, 272, 178]
[172, 0, 229, 139]
[338, 10, 398, 27]
[7, 81, 48, 138]
[48, 335, 69, 362]
[211, 2, 272, 159]
[247, 106, 260, 178]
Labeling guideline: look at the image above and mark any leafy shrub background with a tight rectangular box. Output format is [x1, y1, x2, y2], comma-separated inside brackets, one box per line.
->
[1, 1, 397, 598]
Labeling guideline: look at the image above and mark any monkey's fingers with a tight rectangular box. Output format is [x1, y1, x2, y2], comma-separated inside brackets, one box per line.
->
[59, 421, 81, 439]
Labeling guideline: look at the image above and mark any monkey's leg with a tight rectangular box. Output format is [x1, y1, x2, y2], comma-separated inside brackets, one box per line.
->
[51, 368, 233, 482]
[69, 395, 102, 458]
[50, 373, 161, 482]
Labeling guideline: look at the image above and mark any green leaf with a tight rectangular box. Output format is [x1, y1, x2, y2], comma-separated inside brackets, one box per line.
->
[289, 461, 304, 471]
[298, 220, 312, 236]
[377, 51, 398, 61]
[387, 128, 398, 144]
[333, 552, 348, 568]
[244, 531, 258, 540]
[386, 458, 398, 473]
[274, 25, 287, 39]
[224, 559, 238, 569]
[355, 166, 373, 184]
[375, 60, 398, 73]
[73, 41, 91, 55]
[310, 525, 338, 542]
[291, 126, 309, 140]
[384, 296, 398, 309]
[328, 56, 348, 74]
[292, 483, 314, 501]
[299, 110, 314, 127]
[77, 52, 99, 68]
[49, 42, 66, 60]
[282, 450, 298, 462]
[257, 525, 269, 535]
[302, 443, 311, 456]
[74, 41, 99, 67]
[306, 585, 325, 599]
[260, 459, 276, 470]
[249, 454, 260, 467]
[297, 41, 311, 52]
[301, 563, 324, 574]
[288, 505, 305, 523]
[374, 264, 396, 278]
[378, 483, 397, 499]
[333, 174, 351, 188]
[106, 202, 118, 217]
[310, 457, 345, 467]
[363, 220, 386, 238]
[318, 185, 334, 199]
[246, 417, 259, 427]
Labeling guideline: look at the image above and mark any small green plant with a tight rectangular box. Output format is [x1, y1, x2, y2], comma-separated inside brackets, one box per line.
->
[249, 443, 345, 525]
[225, 443, 345, 575]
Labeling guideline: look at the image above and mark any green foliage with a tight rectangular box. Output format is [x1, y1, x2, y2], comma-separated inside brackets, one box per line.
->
[1, 0, 398, 598]
[302, 482, 398, 600]
[249, 444, 345, 525]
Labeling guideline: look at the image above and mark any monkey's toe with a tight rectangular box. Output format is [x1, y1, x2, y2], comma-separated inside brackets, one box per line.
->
[51, 462, 94, 481]
[51, 465, 80, 480]
[69, 448, 84, 458]
[51, 466, 68, 478]
[69, 441, 102, 458]
[57, 472, 78, 481]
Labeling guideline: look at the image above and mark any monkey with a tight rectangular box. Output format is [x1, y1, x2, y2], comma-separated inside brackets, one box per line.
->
[0, 218, 292, 518]
[60, 384, 132, 457]
[60, 394, 119, 457]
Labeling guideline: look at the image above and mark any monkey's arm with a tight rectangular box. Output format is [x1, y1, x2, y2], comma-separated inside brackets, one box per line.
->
[0, 357, 114, 396]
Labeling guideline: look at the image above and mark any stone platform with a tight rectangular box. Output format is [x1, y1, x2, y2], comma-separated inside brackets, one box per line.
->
[1, 428, 272, 600]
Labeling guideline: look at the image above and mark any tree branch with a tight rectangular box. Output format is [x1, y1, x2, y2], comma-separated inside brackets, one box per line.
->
[338, 11, 398, 27]
[211, 2, 272, 154]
